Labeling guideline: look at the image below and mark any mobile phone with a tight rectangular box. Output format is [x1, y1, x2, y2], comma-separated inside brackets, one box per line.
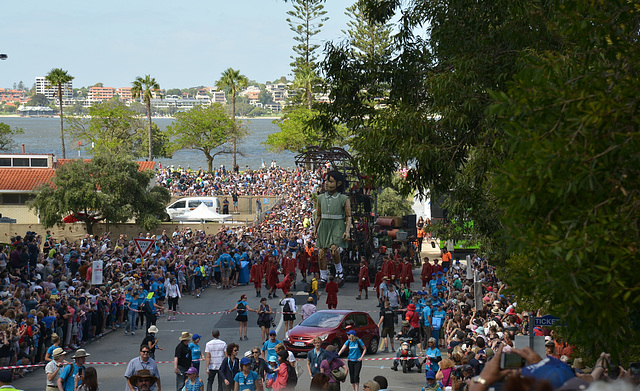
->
[499, 352, 525, 369]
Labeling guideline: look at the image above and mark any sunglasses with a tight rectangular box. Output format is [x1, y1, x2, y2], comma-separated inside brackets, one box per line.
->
[141, 351, 150, 354]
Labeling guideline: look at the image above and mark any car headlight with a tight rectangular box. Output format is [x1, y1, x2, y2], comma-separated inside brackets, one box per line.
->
[318, 334, 329, 341]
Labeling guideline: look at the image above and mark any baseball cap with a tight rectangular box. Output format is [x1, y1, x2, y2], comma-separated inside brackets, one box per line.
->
[426, 370, 436, 379]
[346, 330, 356, 335]
[522, 357, 575, 389]
[269, 330, 277, 335]
[240, 357, 251, 365]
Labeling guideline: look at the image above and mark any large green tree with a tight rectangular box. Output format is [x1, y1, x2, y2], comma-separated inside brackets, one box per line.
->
[67, 101, 170, 158]
[131, 75, 160, 161]
[491, 1, 640, 361]
[167, 103, 237, 172]
[0, 122, 23, 151]
[343, 0, 393, 64]
[29, 153, 170, 235]
[45, 68, 74, 159]
[216, 68, 248, 169]
[286, 0, 328, 74]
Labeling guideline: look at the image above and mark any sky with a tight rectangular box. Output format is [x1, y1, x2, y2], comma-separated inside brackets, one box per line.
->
[0, 0, 355, 90]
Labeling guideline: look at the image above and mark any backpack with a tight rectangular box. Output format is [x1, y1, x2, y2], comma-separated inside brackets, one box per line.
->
[144, 299, 154, 315]
[286, 362, 298, 387]
[222, 256, 230, 268]
[306, 280, 315, 294]
[283, 300, 292, 313]
[237, 301, 246, 313]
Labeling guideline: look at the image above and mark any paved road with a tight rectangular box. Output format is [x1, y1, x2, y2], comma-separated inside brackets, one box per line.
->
[15, 258, 442, 391]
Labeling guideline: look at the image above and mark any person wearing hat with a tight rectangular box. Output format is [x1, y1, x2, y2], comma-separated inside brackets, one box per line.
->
[190, 334, 203, 373]
[58, 349, 89, 391]
[391, 320, 421, 372]
[129, 369, 159, 391]
[45, 347, 67, 390]
[320, 345, 347, 391]
[125, 345, 161, 391]
[0, 370, 21, 391]
[175, 332, 194, 391]
[184, 367, 204, 391]
[300, 296, 317, 320]
[378, 276, 390, 308]
[142, 325, 163, 360]
[338, 330, 366, 391]
[422, 370, 442, 391]
[234, 357, 261, 391]
[261, 331, 282, 362]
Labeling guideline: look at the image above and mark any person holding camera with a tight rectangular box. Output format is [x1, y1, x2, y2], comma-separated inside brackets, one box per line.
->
[57, 348, 90, 391]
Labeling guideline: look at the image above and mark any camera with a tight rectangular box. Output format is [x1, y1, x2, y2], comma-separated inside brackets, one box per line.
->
[500, 352, 525, 369]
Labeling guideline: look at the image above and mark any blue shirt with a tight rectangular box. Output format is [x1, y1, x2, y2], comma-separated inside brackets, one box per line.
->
[125, 294, 138, 310]
[262, 339, 282, 359]
[60, 362, 84, 391]
[422, 306, 432, 327]
[218, 254, 233, 268]
[343, 338, 365, 361]
[234, 371, 260, 391]
[189, 342, 201, 361]
[426, 347, 441, 372]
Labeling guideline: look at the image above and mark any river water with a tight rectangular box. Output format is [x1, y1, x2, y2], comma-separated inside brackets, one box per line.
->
[0, 117, 297, 170]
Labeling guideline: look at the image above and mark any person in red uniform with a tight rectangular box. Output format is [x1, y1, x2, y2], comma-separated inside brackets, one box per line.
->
[421, 257, 432, 289]
[277, 272, 294, 296]
[325, 275, 339, 309]
[356, 258, 370, 300]
[382, 257, 395, 280]
[401, 258, 414, 289]
[432, 258, 443, 275]
[250, 260, 264, 297]
[373, 267, 384, 303]
[308, 248, 319, 275]
[267, 260, 280, 299]
[282, 252, 297, 289]
[297, 249, 309, 282]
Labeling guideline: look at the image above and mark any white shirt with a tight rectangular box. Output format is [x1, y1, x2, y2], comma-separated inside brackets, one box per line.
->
[205, 338, 227, 370]
[280, 297, 297, 313]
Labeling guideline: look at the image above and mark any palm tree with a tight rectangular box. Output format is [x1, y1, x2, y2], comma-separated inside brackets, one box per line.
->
[45, 68, 74, 159]
[216, 68, 248, 169]
[292, 64, 319, 110]
[131, 75, 160, 161]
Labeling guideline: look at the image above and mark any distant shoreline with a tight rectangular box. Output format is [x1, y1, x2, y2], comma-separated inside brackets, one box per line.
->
[0, 114, 281, 120]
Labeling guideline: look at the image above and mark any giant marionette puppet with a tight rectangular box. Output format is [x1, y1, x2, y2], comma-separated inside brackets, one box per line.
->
[313, 170, 351, 285]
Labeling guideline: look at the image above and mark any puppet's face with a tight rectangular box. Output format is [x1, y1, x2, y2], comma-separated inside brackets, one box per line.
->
[324, 176, 341, 193]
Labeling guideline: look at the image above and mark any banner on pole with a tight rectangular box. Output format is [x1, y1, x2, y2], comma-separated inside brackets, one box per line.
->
[91, 260, 103, 285]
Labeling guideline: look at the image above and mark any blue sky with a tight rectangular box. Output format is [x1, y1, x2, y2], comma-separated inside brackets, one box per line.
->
[1, 0, 354, 89]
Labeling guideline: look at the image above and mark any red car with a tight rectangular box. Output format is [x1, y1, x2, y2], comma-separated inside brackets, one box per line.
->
[284, 310, 380, 355]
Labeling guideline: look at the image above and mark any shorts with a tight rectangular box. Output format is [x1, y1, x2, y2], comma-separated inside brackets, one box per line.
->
[284, 313, 296, 322]
[235, 314, 248, 322]
[221, 267, 231, 279]
[257, 319, 271, 328]
[381, 327, 394, 338]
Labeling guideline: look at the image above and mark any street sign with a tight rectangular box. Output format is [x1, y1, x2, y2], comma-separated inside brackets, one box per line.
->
[534, 314, 560, 327]
[0, 217, 17, 223]
[134, 238, 155, 257]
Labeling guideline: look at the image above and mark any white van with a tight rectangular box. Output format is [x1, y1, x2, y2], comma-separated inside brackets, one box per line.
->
[165, 197, 221, 220]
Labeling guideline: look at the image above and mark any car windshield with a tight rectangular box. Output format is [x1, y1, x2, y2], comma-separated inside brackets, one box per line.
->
[299, 312, 343, 328]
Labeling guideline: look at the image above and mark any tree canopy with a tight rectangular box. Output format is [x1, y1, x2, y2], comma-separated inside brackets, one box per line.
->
[318, 0, 639, 360]
[167, 103, 237, 172]
[29, 154, 170, 235]
[67, 101, 170, 158]
[0, 122, 23, 151]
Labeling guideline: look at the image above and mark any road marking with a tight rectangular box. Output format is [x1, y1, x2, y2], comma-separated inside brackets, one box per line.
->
[275, 305, 284, 335]
[295, 291, 307, 296]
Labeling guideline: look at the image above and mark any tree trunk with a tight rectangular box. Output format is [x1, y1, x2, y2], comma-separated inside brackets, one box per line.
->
[231, 91, 237, 168]
[206, 154, 213, 173]
[58, 84, 66, 159]
[147, 100, 153, 161]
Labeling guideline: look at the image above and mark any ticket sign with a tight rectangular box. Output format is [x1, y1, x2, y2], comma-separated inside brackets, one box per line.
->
[91, 260, 103, 285]
[134, 238, 155, 257]
[534, 314, 560, 327]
